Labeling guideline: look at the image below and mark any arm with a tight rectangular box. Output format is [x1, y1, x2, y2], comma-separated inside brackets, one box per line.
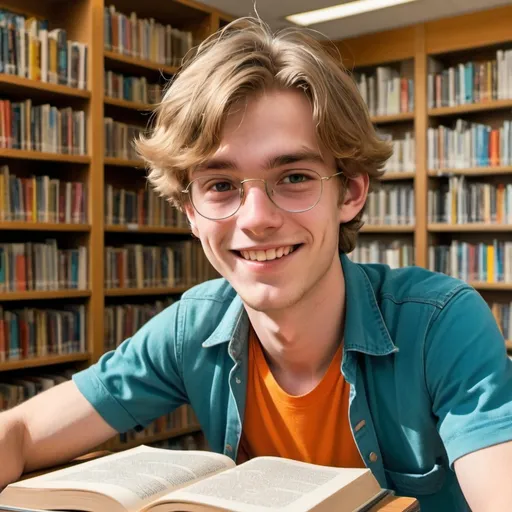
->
[455, 440, 512, 512]
[0, 380, 116, 488]
[425, 287, 512, 510]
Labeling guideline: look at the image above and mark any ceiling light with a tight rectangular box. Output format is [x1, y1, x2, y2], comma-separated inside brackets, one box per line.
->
[285, 0, 419, 26]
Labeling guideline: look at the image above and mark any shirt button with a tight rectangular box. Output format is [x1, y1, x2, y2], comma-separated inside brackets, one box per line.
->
[235, 377, 242, 384]
[369, 452, 378, 463]
[354, 420, 366, 432]
[226, 444, 233, 453]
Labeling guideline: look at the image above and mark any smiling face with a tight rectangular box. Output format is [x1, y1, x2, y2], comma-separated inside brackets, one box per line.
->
[184, 89, 367, 313]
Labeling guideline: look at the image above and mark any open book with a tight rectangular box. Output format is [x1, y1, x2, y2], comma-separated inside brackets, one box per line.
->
[0, 445, 389, 512]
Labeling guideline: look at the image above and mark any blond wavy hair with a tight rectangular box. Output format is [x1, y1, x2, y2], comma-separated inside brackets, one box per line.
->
[136, 17, 392, 253]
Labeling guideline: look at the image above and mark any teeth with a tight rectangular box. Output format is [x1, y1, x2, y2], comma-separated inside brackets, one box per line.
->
[239, 246, 296, 261]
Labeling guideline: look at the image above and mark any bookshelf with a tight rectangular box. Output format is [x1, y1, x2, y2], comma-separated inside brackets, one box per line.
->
[0, 0, 231, 451]
[336, 4, 512, 349]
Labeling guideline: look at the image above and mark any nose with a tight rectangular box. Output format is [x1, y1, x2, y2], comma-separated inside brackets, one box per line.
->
[236, 179, 284, 236]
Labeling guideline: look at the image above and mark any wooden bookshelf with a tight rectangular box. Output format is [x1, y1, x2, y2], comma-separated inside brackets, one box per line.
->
[380, 172, 416, 181]
[428, 224, 512, 232]
[104, 96, 154, 111]
[361, 225, 415, 233]
[0, 75, 90, 100]
[104, 157, 144, 168]
[0, 222, 91, 232]
[104, 50, 179, 76]
[428, 167, 512, 177]
[334, 4, 512, 345]
[428, 99, 512, 117]
[0, 353, 90, 373]
[370, 112, 415, 124]
[104, 286, 191, 297]
[470, 283, 512, 292]
[0, 290, 91, 302]
[0, 149, 90, 164]
[105, 225, 190, 234]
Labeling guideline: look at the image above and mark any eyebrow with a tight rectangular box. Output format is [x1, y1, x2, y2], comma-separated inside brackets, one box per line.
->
[200, 148, 326, 172]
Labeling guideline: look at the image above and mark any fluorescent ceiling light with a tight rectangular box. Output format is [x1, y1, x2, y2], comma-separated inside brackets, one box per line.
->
[286, 0, 419, 26]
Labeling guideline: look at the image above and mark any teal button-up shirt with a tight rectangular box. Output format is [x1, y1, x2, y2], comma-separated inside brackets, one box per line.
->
[73, 253, 512, 511]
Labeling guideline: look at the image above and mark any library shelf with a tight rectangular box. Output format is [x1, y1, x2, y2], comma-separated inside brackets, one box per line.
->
[428, 167, 512, 177]
[0, 290, 91, 302]
[428, 99, 512, 117]
[380, 171, 416, 181]
[104, 96, 154, 112]
[109, 424, 202, 452]
[104, 286, 191, 297]
[0, 353, 90, 373]
[104, 157, 144, 168]
[104, 50, 179, 76]
[104, 225, 190, 235]
[370, 112, 414, 124]
[0, 222, 91, 232]
[428, 224, 512, 232]
[360, 225, 415, 233]
[0, 75, 90, 100]
[470, 282, 512, 291]
[0, 149, 90, 164]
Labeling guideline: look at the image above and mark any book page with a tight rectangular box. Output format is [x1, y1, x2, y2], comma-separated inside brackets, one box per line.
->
[150, 456, 379, 512]
[3, 446, 234, 512]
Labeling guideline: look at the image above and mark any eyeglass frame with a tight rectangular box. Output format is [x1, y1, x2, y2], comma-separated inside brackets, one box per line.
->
[181, 169, 345, 220]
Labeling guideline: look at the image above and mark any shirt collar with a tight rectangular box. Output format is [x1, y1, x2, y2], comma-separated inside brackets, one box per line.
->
[341, 253, 398, 356]
[202, 252, 397, 357]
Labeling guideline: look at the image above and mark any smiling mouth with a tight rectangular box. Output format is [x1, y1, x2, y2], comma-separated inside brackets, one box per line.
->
[234, 244, 302, 262]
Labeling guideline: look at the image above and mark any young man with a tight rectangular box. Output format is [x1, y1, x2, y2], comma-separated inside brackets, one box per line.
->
[1, 18, 512, 511]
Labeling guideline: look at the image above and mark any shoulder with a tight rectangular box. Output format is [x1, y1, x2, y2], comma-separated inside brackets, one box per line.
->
[358, 262, 472, 310]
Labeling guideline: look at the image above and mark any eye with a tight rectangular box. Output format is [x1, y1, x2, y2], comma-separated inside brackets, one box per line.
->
[210, 181, 235, 193]
[281, 173, 310, 184]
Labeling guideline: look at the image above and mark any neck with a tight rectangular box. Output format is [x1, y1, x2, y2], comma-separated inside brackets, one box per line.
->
[245, 253, 345, 393]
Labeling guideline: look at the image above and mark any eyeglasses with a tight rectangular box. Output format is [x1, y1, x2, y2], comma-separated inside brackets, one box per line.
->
[181, 169, 344, 220]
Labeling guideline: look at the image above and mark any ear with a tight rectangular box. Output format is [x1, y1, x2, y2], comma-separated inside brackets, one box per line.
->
[183, 202, 200, 238]
[338, 173, 369, 224]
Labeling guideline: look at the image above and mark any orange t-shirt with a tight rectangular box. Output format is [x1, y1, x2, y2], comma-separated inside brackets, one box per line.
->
[237, 328, 365, 468]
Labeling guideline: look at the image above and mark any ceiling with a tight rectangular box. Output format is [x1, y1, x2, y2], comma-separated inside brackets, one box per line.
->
[200, 0, 512, 40]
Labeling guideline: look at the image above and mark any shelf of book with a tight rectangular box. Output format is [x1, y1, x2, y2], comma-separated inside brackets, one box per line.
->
[104, 286, 191, 297]
[0, 150, 90, 164]
[104, 97, 153, 111]
[0, 75, 90, 100]
[428, 224, 512, 232]
[109, 424, 202, 452]
[360, 225, 415, 233]
[370, 112, 415, 124]
[104, 225, 190, 234]
[0, 290, 91, 302]
[470, 282, 512, 291]
[380, 172, 416, 181]
[428, 99, 512, 117]
[428, 167, 512, 177]
[104, 157, 144, 168]
[0, 353, 90, 373]
[104, 50, 179, 76]
[0, 222, 91, 232]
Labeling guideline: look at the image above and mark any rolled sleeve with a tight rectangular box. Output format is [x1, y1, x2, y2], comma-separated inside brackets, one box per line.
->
[425, 287, 512, 467]
[72, 301, 188, 433]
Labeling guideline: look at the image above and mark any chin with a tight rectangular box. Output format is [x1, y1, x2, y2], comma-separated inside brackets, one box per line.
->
[235, 280, 307, 313]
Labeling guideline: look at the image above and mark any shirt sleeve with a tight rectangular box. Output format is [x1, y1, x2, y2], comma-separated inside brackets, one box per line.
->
[72, 300, 188, 433]
[425, 286, 512, 468]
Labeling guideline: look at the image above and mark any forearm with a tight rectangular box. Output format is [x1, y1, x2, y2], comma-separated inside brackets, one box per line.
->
[0, 380, 117, 489]
[0, 411, 26, 488]
[17, 381, 117, 473]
